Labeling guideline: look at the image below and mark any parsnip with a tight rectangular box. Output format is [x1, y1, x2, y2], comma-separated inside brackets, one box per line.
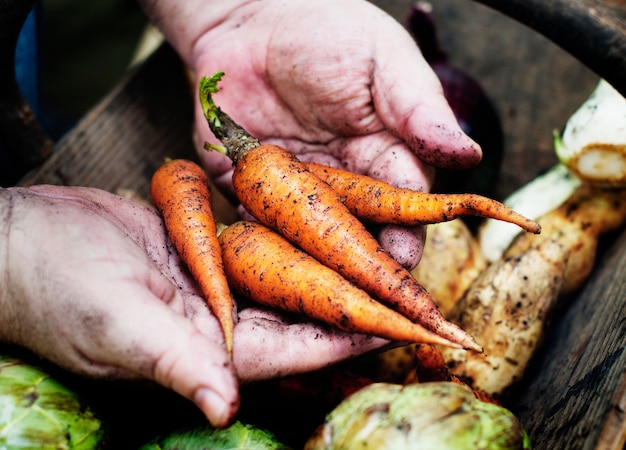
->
[442, 183, 626, 395]
[504, 184, 626, 296]
[441, 238, 568, 395]
[372, 220, 490, 386]
[478, 163, 581, 263]
[481, 78, 626, 263]
[412, 220, 488, 318]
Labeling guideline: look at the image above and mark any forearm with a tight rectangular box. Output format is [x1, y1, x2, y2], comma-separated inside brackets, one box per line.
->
[136, 0, 260, 66]
[0, 188, 12, 327]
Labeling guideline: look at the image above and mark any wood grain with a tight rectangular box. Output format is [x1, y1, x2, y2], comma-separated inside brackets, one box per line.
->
[19, 44, 196, 200]
[468, 0, 626, 97]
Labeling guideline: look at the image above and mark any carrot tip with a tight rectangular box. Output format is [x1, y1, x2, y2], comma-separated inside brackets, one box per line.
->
[425, 329, 482, 352]
[440, 326, 484, 353]
[472, 343, 485, 353]
[517, 217, 541, 234]
[459, 336, 484, 353]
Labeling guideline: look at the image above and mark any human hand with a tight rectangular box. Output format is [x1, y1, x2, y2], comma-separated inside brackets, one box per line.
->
[139, 0, 482, 269]
[0, 186, 385, 427]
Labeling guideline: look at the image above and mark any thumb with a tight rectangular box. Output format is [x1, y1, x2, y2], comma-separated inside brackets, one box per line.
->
[97, 274, 240, 428]
[151, 326, 241, 428]
[373, 27, 482, 169]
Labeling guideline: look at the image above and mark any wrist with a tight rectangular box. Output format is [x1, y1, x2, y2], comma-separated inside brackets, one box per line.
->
[136, 0, 260, 66]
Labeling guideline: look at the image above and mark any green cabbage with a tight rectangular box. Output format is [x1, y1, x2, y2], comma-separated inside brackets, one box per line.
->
[0, 354, 105, 449]
[305, 382, 531, 450]
[139, 420, 292, 450]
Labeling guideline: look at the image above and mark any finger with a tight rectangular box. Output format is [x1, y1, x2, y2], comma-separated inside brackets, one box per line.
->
[233, 307, 387, 383]
[367, 141, 435, 191]
[378, 224, 426, 270]
[365, 142, 430, 269]
[40, 186, 226, 330]
[371, 22, 482, 169]
[85, 273, 240, 428]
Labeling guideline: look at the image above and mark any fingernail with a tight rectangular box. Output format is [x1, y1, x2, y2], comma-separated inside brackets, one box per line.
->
[194, 388, 230, 427]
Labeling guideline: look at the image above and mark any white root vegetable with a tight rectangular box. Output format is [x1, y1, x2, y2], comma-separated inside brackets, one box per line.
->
[555, 78, 626, 188]
[480, 78, 626, 262]
[441, 238, 568, 396]
[478, 163, 581, 262]
[443, 183, 626, 395]
[504, 184, 626, 296]
[412, 219, 488, 318]
[372, 220, 490, 386]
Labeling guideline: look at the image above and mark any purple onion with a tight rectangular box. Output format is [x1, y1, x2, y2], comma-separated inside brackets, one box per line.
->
[405, 2, 504, 197]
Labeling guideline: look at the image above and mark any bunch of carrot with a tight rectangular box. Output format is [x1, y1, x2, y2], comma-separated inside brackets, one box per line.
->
[218, 220, 454, 347]
[149, 71, 540, 355]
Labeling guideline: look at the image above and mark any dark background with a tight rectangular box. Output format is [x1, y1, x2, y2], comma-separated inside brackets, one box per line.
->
[40, 0, 148, 137]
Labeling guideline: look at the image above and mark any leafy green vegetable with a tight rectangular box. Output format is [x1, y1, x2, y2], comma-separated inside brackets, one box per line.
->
[305, 382, 531, 450]
[139, 420, 292, 450]
[0, 354, 105, 449]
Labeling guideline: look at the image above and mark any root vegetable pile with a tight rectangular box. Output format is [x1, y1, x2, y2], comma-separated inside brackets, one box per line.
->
[218, 221, 458, 347]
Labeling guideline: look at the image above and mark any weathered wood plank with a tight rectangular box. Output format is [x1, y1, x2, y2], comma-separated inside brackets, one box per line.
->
[468, 0, 626, 97]
[19, 41, 238, 226]
[19, 43, 196, 200]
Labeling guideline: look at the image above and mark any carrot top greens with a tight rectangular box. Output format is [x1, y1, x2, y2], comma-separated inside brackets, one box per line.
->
[199, 72, 260, 164]
[199, 71, 224, 129]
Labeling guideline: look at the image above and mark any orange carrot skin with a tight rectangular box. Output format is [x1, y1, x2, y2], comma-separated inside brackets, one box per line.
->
[231, 145, 480, 352]
[305, 162, 541, 234]
[218, 221, 458, 347]
[150, 159, 236, 355]
[414, 344, 500, 405]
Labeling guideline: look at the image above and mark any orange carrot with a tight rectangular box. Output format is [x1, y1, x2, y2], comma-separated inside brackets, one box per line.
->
[414, 344, 500, 405]
[218, 221, 460, 348]
[150, 158, 236, 355]
[199, 73, 481, 352]
[304, 162, 541, 233]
